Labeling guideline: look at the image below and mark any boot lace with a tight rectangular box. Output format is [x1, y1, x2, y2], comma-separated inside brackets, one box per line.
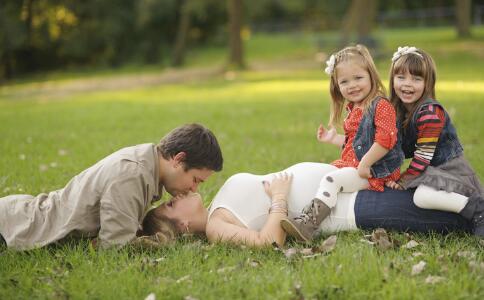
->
[294, 200, 320, 224]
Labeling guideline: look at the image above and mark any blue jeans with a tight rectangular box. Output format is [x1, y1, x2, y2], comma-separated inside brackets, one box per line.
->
[355, 188, 471, 233]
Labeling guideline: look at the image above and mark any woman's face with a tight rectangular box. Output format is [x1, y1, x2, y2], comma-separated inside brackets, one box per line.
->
[157, 192, 205, 233]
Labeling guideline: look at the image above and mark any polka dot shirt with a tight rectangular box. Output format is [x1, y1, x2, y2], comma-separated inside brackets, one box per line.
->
[332, 99, 400, 191]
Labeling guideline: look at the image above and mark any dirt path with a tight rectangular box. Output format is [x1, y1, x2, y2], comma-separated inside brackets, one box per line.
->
[0, 58, 320, 101]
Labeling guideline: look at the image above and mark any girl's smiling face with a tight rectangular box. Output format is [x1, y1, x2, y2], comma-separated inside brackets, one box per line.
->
[335, 61, 372, 106]
[393, 69, 425, 109]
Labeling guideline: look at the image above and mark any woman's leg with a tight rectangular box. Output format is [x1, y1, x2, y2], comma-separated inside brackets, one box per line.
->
[315, 167, 369, 208]
[413, 185, 468, 213]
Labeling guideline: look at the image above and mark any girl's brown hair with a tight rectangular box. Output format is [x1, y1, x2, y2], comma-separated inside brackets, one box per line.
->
[389, 48, 436, 129]
[328, 44, 386, 127]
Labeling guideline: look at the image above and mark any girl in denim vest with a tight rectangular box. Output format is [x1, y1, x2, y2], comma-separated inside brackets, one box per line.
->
[281, 45, 403, 242]
[388, 46, 484, 237]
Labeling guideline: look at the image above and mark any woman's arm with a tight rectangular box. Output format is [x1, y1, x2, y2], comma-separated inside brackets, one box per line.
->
[206, 173, 293, 247]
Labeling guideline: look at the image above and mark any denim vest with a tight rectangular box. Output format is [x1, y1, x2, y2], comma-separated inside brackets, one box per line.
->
[352, 97, 404, 178]
[402, 98, 463, 166]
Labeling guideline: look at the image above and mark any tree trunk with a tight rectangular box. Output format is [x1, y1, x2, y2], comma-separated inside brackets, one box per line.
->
[340, 0, 378, 49]
[455, 0, 471, 37]
[227, 0, 245, 69]
[172, 0, 191, 67]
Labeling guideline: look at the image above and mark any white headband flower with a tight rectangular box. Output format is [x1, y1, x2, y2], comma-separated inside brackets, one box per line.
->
[324, 54, 336, 75]
[391, 46, 423, 62]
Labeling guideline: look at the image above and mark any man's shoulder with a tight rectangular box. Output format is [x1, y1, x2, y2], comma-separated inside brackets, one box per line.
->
[99, 143, 157, 180]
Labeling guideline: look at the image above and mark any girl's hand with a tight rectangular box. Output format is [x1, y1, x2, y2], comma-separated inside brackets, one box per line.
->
[317, 124, 337, 144]
[385, 180, 404, 190]
[357, 164, 372, 179]
[263, 172, 293, 203]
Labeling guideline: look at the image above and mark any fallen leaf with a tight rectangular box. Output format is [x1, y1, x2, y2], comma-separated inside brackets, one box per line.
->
[411, 261, 426, 276]
[247, 259, 261, 267]
[412, 252, 424, 257]
[293, 283, 304, 299]
[316, 235, 337, 253]
[145, 293, 156, 300]
[300, 248, 313, 256]
[359, 238, 375, 245]
[457, 251, 476, 259]
[217, 266, 237, 274]
[469, 261, 484, 272]
[176, 275, 191, 283]
[371, 228, 393, 251]
[284, 248, 298, 259]
[402, 240, 420, 249]
[425, 275, 445, 284]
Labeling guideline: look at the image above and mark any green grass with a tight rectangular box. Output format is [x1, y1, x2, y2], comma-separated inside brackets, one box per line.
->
[1, 26, 484, 299]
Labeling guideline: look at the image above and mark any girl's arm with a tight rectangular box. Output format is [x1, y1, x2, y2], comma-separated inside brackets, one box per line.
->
[206, 173, 293, 247]
[398, 105, 445, 188]
[317, 124, 345, 147]
[358, 100, 398, 178]
[358, 143, 390, 178]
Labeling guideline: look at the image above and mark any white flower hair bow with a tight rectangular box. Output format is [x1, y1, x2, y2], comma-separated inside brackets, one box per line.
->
[324, 54, 336, 75]
[391, 46, 423, 62]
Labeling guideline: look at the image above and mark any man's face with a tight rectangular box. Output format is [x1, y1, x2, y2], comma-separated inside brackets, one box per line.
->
[163, 155, 214, 196]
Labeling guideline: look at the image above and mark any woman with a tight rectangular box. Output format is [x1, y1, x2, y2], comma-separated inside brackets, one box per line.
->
[148, 162, 471, 247]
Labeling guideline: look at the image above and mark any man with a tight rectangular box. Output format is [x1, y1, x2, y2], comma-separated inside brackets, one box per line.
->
[0, 123, 223, 250]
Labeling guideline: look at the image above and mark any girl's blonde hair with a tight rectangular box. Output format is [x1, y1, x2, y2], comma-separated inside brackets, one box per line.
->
[389, 47, 436, 129]
[141, 208, 178, 239]
[328, 44, 386, 127]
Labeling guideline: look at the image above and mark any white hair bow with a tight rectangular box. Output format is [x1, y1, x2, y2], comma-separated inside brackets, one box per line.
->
[324, 54, 336, 75]
[391, 46, 423, 62]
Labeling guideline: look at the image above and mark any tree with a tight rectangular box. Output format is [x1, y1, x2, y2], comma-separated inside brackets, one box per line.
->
[227, 0, 245, 69]
[455, 0, 471, 37]
[340, 0, 378, 48]
[172, 0, 192, 67]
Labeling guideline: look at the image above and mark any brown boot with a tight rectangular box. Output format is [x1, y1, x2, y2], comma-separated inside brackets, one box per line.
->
[280, 198, 331, 243]
[460, 194, 484, 238]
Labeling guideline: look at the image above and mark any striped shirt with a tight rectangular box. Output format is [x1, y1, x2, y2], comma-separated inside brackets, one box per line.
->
[399, 104, 445, 185]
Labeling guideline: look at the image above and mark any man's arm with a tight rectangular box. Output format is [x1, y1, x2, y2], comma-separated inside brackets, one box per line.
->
[98, 173, 146, 249]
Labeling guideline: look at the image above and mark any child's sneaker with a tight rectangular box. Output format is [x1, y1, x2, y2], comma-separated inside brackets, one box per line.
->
[280, 198, 331, 243]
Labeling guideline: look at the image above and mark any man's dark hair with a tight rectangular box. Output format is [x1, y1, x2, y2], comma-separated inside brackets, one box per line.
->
[157, 123, 223, 171]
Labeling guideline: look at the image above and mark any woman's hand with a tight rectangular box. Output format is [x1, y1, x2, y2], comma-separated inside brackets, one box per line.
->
[385, 180, 404, 190]
[357, 163, 372, 179]
[263, 172, 293, 203]
[317, 124, 337, 144]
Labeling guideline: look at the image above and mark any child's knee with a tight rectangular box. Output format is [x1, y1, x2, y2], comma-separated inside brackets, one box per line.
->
[413, 186, 434, 209]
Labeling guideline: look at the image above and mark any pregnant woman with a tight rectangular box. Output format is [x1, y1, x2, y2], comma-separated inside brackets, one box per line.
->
[147, 162, 470, 247]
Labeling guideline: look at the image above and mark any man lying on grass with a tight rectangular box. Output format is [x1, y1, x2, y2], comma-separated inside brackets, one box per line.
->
[0, 124, 223, 250]
[144, 162, 476, 247]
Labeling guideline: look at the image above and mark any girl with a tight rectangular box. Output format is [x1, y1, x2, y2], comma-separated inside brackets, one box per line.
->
[281, 45, 404, 242]
[388, 46, 484, 237]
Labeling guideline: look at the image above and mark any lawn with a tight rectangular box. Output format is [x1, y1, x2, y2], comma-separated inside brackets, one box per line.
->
[0, 26, 483, 299]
